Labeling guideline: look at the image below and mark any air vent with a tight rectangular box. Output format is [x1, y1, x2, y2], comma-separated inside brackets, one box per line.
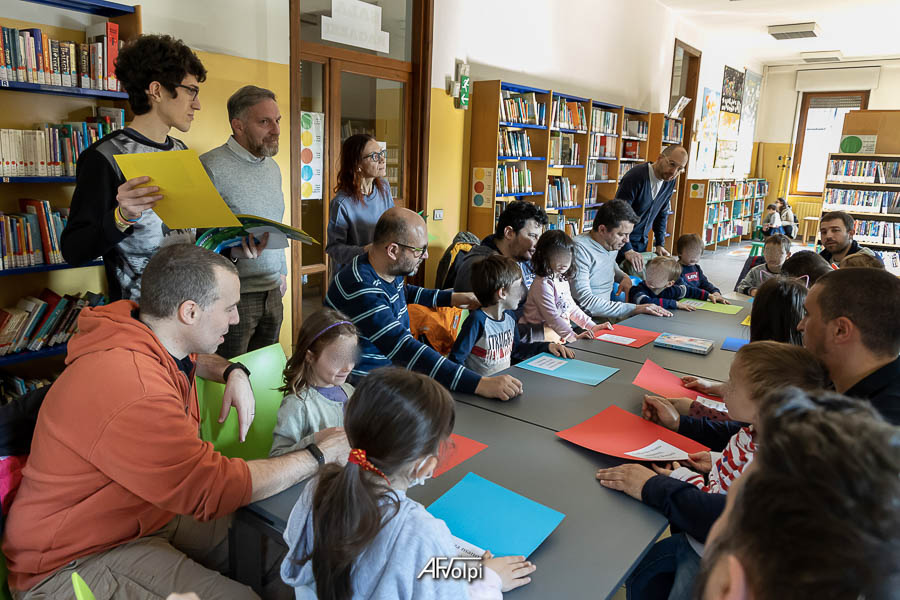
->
[801, 51, 843, 63]
[768, 22, 821, 40]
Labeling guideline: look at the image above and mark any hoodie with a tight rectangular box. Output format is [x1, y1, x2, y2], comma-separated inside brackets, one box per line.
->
[2, 301, 252, 591]
[282, 479, 501, 599]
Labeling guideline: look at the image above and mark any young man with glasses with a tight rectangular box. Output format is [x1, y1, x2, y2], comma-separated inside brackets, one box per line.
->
[61, 35, 259, 302]
[614, 145, 689, 273]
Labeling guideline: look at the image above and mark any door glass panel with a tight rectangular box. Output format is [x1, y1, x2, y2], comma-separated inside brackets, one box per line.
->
[340, 72, 405, 206]
[300, 60, 326, 266]
[300, 0, 413, 61]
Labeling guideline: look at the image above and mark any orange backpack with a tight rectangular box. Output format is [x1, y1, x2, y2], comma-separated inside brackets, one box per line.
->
[408, 305, 466, 356]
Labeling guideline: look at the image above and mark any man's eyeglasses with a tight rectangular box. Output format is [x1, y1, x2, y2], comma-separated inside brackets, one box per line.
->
[396, 242, 426, 258]
[362, 150, 387, 163]
[174, 84, 200, 101]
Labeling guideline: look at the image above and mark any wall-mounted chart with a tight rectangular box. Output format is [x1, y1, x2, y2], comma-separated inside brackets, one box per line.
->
[300, 111, 324, 200]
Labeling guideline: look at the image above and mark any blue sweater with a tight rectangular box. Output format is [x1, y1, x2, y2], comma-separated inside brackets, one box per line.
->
[679, 264, 720, 295]
[614, 163, 676, 255]
[628, 280, 708, 310]
[325, 254, 481, 394]
[449, 309, 549, 375]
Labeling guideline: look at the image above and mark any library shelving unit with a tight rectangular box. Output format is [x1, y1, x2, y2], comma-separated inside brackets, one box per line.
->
[682, 178, 769, 251]
[584, 100, 623, 233]
[547, 91, 590, 226]
[645, 113, 684, 253]
[0, 0, 140, 377]
[619, 108, 649, 183]
[820, 152, 900, 273]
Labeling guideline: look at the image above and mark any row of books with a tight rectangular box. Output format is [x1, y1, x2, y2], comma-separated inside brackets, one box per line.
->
[589, 133, 616, 158]
[853, 220, 900, 246]
[707, 202, 731, 225]
[623, 119, 648, 138]
[587, 161, 610, 181]
[499, 91, 545, 126]
[1, 23, 120, 91]
[547, 176, 578, 208]
[823, 189, 900, 214]
[549, 133, 580, 165]
[662, 118, 683, 143]
[733, 200, 752, 220]
[707, 179, 767, 203]
[586, 183, 611, 205]
[619, 161, 643, 180]
[622, 140, 642, 159]
[496, 163, 533, 195]
[826, 160, 900, 184]
[0, 112, 124, 177]
[550, 98, 587, 131]
[0, 373, 53, 404]
[546, 212, 579, 237]
[584, 208, 599, 232]
[874, 250, 900, 276]
[590, 108, 618, 135]
[498, 130, 533, 157]
[0, 289, 106, 356]
[1, 199, 70, 268]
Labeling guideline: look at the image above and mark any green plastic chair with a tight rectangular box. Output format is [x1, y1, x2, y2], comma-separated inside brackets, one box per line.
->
[71, 572, 95, 600]
[197, 343, 288, 460]
[749, 240, 765, 257]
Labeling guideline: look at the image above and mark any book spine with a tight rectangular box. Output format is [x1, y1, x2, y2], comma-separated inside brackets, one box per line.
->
[0, 28, 7, 82]
[68, 42, 77, 88]
[59, 42, 70, 86]
[49, 39, 60, 86]
[106, 22, 118, 91]
[89, 43, 98, 89]
[78, 43, 90, 88]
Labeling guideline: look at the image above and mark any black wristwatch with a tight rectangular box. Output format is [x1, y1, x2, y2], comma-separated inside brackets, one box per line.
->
[305, 443, 325, 466]
[223, 362, 251, 382]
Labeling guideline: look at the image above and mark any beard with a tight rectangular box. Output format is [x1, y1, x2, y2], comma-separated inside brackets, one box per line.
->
[391, 256, 423, 277]
[248, 137, 279, 157]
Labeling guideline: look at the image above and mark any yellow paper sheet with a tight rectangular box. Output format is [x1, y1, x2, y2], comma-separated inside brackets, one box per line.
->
[740, 315, 751, 326]
[114, 149, 241, 229]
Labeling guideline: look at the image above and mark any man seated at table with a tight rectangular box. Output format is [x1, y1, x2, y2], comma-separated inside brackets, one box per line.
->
[3, 244, 349, 600]
[571, 199, 672, 321]
[818, 210, 878, 266]
[798, 266, 900, 425]
[326, 207, 523, 401]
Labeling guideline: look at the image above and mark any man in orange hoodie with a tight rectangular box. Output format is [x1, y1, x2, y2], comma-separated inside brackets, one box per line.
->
[2, 244, 348, 599]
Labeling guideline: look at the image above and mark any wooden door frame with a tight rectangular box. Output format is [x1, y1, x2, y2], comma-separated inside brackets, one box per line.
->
[671, 39, 701, 239]
[789, 89, 870, 197]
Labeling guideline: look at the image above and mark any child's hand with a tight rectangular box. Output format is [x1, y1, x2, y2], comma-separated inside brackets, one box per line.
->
[548, 343, 574, 359]
[650, 461, 681, 476]
[681, 376, 723, 396]
[686, 451, 713, 473]
[591, 322, 614, 336]
[710, 293, 730, 304]
[482, 552, 536, 592]
[641, 395, 680, 430]
[575, 330, 595, 340]
[676, 301, 696, 311]
[667, 396, 695, 416]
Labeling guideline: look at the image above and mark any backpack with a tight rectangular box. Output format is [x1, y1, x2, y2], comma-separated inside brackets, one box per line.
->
[435, 231, 481, 290]
[408, 305, 466, 356]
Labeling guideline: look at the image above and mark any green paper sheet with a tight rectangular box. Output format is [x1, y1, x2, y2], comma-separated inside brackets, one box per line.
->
[680, 299, 744, 315]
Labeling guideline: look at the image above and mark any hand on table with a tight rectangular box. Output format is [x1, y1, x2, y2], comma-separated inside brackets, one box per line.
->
[634, 304, 673, 318]
[709, 292, 730, 304]
[596, 463, 656, 501]
[680, 376, 725, 397]
[675, 301, 696, 312]
[548, 343, 575, 359]
[483, 551, 536, 592]
[476, 374, 523, 401]
[641, 394, 680, 431]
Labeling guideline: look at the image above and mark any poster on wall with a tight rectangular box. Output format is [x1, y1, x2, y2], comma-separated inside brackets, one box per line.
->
[714, 140, 738, 169]
[300, 112, 325, 200]
[471, 167, 495, 209]
[715, 66, 745, 173]
[693, 87, 720, 175]
[735, 69, 763, 176]
[720, 66, 745, 115]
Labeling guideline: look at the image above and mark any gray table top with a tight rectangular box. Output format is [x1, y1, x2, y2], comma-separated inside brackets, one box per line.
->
[249, 401, 668, 600]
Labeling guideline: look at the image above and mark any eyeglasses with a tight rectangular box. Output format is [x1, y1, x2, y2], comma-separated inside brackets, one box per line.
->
[174, 84, 200, 101]
[362, 150, 387, 163]
[396, 242, 426, 258]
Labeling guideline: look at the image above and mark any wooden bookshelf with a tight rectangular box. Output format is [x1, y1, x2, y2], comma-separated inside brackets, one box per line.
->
[645, 113, 684, 253]
[682, 178, 769, 251]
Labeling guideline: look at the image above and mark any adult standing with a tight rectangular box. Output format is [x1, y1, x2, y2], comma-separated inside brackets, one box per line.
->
[200, 85, 287, 358]
[615, 145, 689, 272]
[325, 134, 394, 276]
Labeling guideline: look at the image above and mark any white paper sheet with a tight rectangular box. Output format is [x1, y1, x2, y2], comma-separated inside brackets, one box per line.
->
[695, 395, 727, 411]
[596, 333, 637, 345]
[527, 356, 568, 371]
[453, 536, 486, 559]
[624, 439, 689, 461]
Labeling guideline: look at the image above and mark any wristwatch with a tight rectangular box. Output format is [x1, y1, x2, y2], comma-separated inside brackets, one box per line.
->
[223, 362, 251, 382]
[305, 443, 325, 466]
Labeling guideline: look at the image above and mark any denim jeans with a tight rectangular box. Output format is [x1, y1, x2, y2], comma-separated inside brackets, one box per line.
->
[626, 533, 701, 600]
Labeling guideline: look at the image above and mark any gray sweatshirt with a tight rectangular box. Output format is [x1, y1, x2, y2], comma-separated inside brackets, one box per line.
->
[326, 184, 394, 274]
[269, 383, 354, 457]
[737, 263, 779, 295]
[200, 137, 287, 293]
[570, 233, 635, 319]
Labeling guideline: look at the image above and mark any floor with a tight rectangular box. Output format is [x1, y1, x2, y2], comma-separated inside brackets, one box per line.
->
[697, 238, 817, 297]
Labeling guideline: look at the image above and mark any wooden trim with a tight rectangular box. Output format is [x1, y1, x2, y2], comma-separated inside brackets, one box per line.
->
[790, 90, 870, 196]
[410, 0, 433, 217]
[299, 264, 328, 275]
[671, 39, 701, 240]
[300, 40, 413, 73]
[674, 38, 701, 59]
[290, 0, 303, 342]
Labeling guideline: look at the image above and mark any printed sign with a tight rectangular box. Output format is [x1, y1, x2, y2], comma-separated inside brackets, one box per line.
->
[300, 112, 325, 200]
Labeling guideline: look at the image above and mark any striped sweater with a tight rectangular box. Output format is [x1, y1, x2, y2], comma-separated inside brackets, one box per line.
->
[628, 280, 709, 310]
[670, 425, 756, 494]
[325, 254, 481, 394]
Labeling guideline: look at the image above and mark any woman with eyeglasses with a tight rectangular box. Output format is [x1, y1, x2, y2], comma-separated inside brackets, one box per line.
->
[326, 133, 395, 277]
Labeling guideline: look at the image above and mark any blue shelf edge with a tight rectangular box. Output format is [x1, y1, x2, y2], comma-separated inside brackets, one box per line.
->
[590, 132, 618, 137]
[497, 156, 543, 161]
[551, 127, 588, 134]
[501, 82, 550, 95]
[0, 79, 128, 100]
[584, 203, 605, 208]
[2, 176, 76, 183]
[587, 179, 615, 184]
[624, 107, 649, 115]
[21, 0, 134, 17]
[548, 205, 584, 210]
[553, 91, 590, 103]
[0, 259, 103, 277]
[549, 164, 585, 168]
[0, 343, 67, 367]
[592, 100, 622, 110]
[496, 192, 542, 197]
[499, 122, 547, 130]
[589, 156, 617, 161]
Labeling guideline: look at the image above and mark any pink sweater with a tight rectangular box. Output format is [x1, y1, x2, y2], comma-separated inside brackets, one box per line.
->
[521, 275, 596, 342]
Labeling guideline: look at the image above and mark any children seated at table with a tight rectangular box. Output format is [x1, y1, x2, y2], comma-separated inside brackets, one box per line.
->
[270, 309, 358, 457]
[840, 252, 885, 269]
[675, 234, 728, 304]
[521, 230, 612, 342]
[281, 368, 536, 598]
[450, 255, 573, 376]
[736, 234, 791, 296]
[628, 256, 710, 311]
[760, 203, 783, 236]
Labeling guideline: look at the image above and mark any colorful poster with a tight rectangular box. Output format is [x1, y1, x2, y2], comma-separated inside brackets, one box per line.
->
[720, 66, 745, 115]
[693, 87, 720, 175]
[718, 112, 741, 141]
[716, 66, 744, 173]
[300, 112, 325, 200]
[714, 140, 738, 169]
[471, 167, 494, 208]
[736, 69, 763, 176]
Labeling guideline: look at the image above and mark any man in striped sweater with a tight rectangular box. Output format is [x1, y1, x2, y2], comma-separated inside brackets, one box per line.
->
[326, 208, 523, 401]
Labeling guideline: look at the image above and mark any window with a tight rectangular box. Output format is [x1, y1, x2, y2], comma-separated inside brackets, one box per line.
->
[791, 91, 869, 195]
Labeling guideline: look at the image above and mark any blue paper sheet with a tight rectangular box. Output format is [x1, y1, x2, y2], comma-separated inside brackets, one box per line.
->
[515, 352, 619, 386]
[722, 337, 750, 352]
[427, 472, 565, 557]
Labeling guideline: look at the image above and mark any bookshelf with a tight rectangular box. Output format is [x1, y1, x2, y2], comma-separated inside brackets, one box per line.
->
[0, 0, 139, 382]
[682, 178, 769, 251]
[645, 113, 684, 253]
[820, 152, 900, 273]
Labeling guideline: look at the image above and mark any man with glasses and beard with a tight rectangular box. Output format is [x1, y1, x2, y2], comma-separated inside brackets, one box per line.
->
[327, 207, 524, 401]
[201, 85, 287, 358]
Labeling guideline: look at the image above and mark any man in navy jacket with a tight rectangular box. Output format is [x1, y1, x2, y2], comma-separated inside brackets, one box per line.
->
[615, 145, 688, 272]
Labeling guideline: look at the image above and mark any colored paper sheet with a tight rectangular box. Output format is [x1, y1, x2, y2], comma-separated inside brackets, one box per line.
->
[740, 315, 752, 326]
[114, 149, 242, 229]
[680, 299, 744, 315]
[594, 324, 660, 348]
[516, 352, 618, 386]
[722, 337, 750, 352]
[632, 359, 718, 402]
[434, 434, 488, 478]
[427, 472, 565, 558]
[557, 405, 709, 461]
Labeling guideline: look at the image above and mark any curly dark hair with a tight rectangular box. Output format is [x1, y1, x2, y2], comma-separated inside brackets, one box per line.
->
[531, 229, 577, 280]
[115, 34, 207, 115]
[335, 133, 388, 205]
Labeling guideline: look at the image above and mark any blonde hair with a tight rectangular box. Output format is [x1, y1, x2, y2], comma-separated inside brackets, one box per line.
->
[839, 253, 885, 270]
[733, 341, 828, 404]
[645, 256, 682, 283]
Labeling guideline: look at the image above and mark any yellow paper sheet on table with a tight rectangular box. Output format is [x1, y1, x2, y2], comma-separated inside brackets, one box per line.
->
[114, 149, 241, 229]
[680, 299, 745, 315]
[740, 315, 751, 326]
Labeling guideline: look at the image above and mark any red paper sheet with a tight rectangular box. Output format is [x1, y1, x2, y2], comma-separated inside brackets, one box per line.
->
[632, 359, 718, 402]
[556, 405, 709, 461]
[434, 433, 488, 478]
[593, 324, 661, 348]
